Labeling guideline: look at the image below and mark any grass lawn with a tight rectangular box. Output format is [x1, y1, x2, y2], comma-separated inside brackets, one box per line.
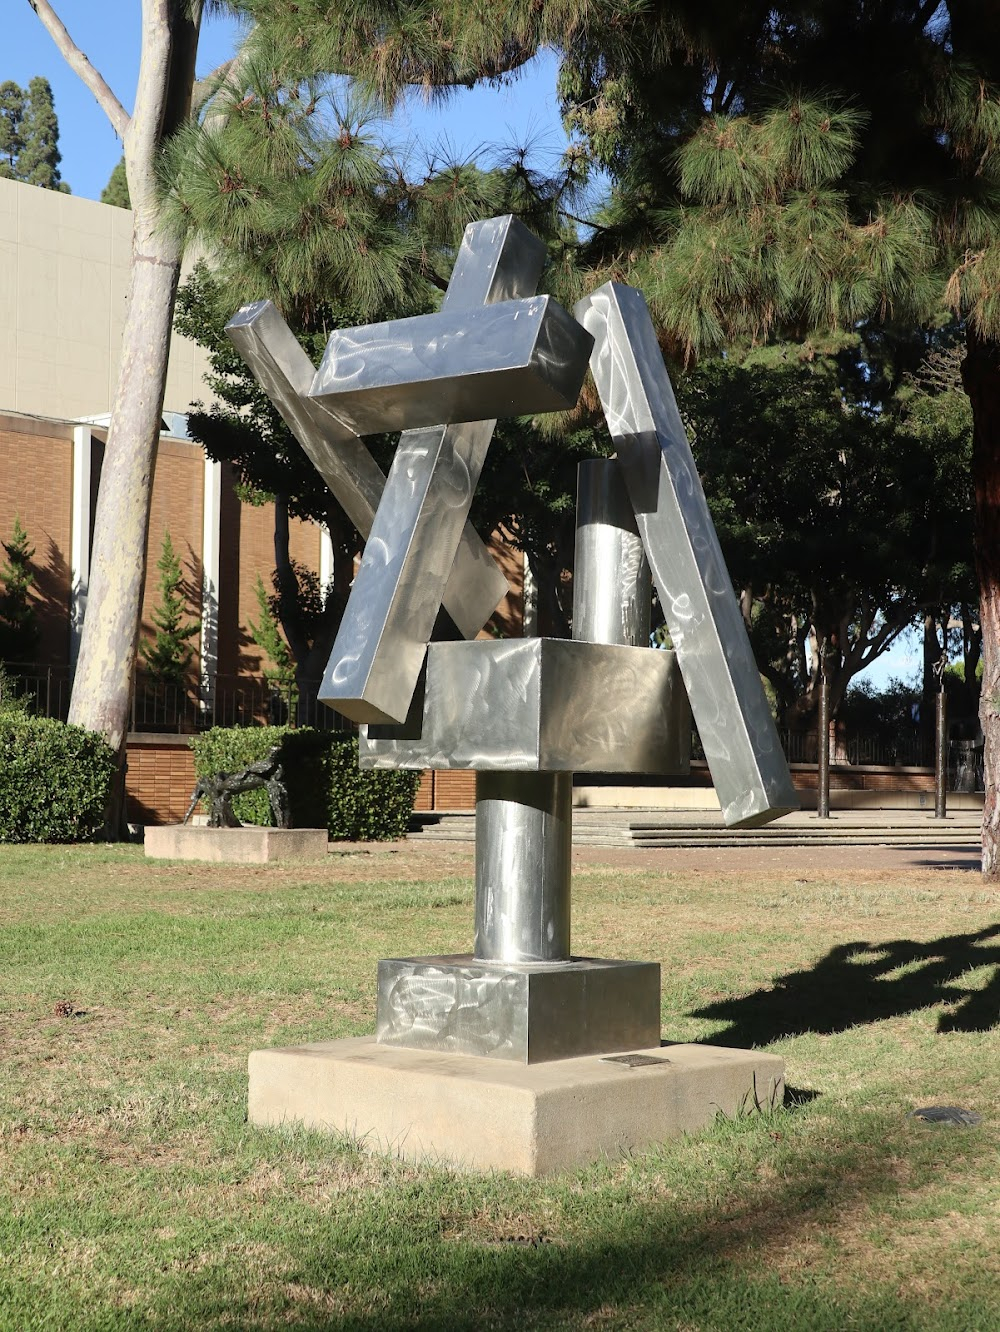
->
[2, 842, 1000, 1330]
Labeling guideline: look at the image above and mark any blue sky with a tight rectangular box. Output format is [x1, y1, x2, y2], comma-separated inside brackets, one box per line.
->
[8, 3, 570, 202]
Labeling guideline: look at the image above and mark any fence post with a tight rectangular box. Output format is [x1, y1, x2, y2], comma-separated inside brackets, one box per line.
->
[816, 639, 832, 819]
[934, 657, 947, 819]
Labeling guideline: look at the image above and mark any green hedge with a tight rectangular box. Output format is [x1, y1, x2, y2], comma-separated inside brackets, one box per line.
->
[0, 715, 116, 843]
[189, 727, 420, 841]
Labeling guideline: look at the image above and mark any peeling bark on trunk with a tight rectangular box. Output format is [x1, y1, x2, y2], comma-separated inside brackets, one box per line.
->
[68, 210, 182, 759]
[961, 330, 1000, 878]
[49, 1, 205, 834]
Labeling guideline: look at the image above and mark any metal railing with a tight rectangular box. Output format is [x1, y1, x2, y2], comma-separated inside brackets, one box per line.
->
[775, 728, 937, 769]
[0, 664, 353, 734]
[0, 663, 984, 788]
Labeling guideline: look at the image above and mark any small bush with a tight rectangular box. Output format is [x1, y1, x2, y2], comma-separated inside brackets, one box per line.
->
[325, 735, 421, 841]
[0, 716, 116, 842]
[189, 727, 420, 840]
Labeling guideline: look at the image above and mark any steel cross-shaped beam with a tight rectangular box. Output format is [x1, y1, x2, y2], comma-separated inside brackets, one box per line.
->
[225, 303, 507, 644]
[316, 216, 591, 725]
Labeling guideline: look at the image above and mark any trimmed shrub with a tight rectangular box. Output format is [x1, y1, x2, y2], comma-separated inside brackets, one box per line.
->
[0, 715, 116, 842]
[325, 735, 421, 842]
[189, 727, 420, 841]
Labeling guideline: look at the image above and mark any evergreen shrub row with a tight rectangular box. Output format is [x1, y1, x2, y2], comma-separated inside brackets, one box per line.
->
[189, 726, 420, 841]
[0, 715, 116, 843]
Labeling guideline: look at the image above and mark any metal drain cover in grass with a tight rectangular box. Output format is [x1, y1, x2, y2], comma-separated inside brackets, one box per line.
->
[911, 1105, 982, 1127]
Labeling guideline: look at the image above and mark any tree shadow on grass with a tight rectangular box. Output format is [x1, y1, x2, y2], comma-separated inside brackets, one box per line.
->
[691, 924, 1000, 1047]
[131, 1104, 997, 1332]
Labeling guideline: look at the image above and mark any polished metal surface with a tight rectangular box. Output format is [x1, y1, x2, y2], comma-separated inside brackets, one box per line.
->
[320, 419, 498, 723]
[376, 955, 661, 1062]
[320, 216, 558, 724]
[225, 300, 508, 641]
[441, 212, 546, 310]
[573, 458, 652, 648]
[229, 215, 803, 1071]
[473, 771, 572, 962]
[359, 638, 691, 774]
[310, 298, 592, 435]
[575, 282, 798, 828]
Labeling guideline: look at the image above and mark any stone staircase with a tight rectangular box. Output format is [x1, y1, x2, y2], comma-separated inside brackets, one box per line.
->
[409, 808, 983, 851]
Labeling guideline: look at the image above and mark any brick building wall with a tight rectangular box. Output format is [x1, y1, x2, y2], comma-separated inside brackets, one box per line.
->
[140, 437, 206, 676]
[216, 479, 322, 679]
[0, 413, 74, 666]
[125, 738, 198, 826]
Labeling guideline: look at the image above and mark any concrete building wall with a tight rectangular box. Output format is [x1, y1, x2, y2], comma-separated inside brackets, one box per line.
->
[0, 178, 211, 420]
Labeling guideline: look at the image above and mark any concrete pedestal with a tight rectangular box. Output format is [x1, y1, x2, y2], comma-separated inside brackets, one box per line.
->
[144, 825, 328, 863]
[248, 1035, 785, 1175]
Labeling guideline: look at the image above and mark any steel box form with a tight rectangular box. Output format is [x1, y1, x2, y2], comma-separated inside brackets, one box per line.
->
[225, 300, 508, 642]
[359, 637, 691, 774]
[375, 955, 661, 1063]
[575, 282, 798, 828]
[309, 298, 594, 436]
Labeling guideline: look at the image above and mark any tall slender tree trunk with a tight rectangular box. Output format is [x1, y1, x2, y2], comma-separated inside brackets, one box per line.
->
[45, 0, 206, 834]
[961, 330, 1000, 877]
[68, 209, 183, 757]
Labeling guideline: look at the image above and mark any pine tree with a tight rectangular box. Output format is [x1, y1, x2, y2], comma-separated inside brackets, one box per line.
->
[19, 77, 67, 192]
[294, 1, 1000, 875]
[0, 516, 39, 664]
[0, 81, 24, 180]
[247, 573, 297, 695]
[101, 157, 131, 209]
[139, 532, 199, 688]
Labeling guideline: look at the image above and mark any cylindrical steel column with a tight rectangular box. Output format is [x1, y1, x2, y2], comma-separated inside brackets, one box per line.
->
[935, 689, 948, 819]
[573, 459, 651, 647]
[474, 771, 573, 962]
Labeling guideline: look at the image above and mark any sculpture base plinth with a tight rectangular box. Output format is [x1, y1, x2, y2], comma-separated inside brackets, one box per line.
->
[248, 1035, 785, 1175]
[376, 955, 660, 1063]
[144, 825, 328, 864]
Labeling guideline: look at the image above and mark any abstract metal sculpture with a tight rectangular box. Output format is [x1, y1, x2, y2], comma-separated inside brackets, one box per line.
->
[184, 746, 290, 830]
[228, 215, 797, 1066]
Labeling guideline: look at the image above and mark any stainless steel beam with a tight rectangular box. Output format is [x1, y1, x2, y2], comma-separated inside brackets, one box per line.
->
[225, 300, 508, 641]
[321, 216, 561, 724]
[309, 298, 592, 436]
[575, 282, 797, 828]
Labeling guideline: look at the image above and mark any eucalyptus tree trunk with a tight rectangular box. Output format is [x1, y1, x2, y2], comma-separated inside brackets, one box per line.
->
[29, 1, 208, 831]
[961, 330, 1000, 878]
[67, 206, 183, 755]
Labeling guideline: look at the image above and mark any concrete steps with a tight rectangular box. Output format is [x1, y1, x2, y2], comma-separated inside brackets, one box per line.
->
[409, 809, 982, 850]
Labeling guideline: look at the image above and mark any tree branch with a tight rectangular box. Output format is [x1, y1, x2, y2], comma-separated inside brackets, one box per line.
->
[194, 36, 255, 124]
[27, 0, 129, 138]
[192, 57, 235, 115]
[916, 0, 943, 32]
